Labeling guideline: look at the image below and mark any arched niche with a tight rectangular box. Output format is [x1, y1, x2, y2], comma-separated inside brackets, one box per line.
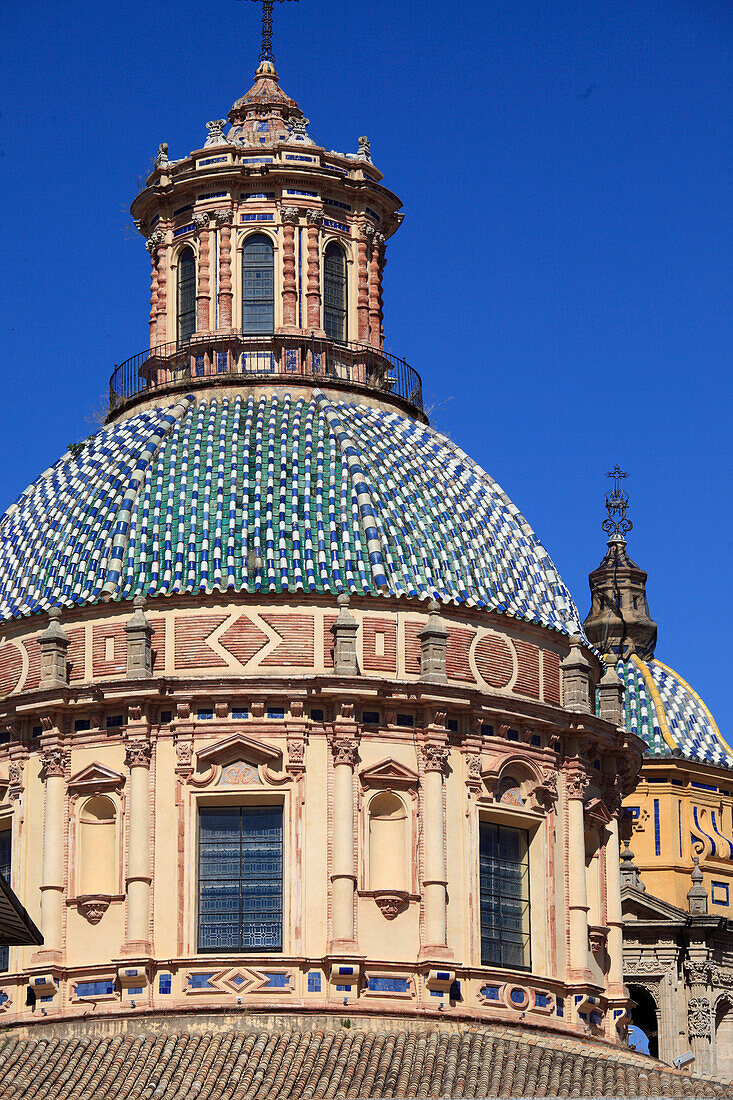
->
[628, 984, 658, 1059]
[78, 795, 118, 898]
[368, 791, 408, 893]
[584, 826, 602, 929]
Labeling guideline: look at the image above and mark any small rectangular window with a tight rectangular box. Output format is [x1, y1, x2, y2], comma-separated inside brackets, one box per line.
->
[481, 723, 494, 737]
[74, 719, 91, 732]
[197, 710, 214, 721]
[232, 708, 249, 720]
[160, 711, 172, 725]
[267, 708, 285, 720]
[446, 718, 458, 733]
[158, 974, 172, 994]
[362, 711, 380, 726]
[479, 822, 531, 971]
[307, 972, 321, 992]
[310, 709, 324, 722]
[106, 715, 123, 729]
[395, 714, 413, 728]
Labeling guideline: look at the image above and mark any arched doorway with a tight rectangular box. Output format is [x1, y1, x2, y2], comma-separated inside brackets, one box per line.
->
[628, 984, 659, 1058]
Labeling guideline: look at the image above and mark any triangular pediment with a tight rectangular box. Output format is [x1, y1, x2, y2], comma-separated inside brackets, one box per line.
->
[196, 732, 282, 768]
[585, 797, 613, 827]
[622, 885, 688, 924]
[359, 758, 419, 788]
[68, 762, 125, 794]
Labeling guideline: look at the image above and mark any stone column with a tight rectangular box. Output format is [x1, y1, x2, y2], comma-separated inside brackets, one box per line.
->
[605, 812, 625, 991]
[146, 230, 163, 348]
[376, 233, 386, 349]
[565, 764, 592, 979]
[368, 232, 381, 347]
[194, 213, 211, 334]
[154, 231, 168, 345]
[421, 740, 450, 957]
[330, 732, 359, 952]
[215, 210, 234, 330]
[357, 225, 373, 342]
[35, 743, 67, 963]
[123, 735, 152, 956]
[280, 207, 299, 330]
[306, 210, 324, 333]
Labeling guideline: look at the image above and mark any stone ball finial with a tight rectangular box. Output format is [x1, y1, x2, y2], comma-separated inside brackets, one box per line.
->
[48, 606, 62, 622]
[427, 599, 440, 615]
[133, 594, 146, 610]
[337, 593, 350, 609]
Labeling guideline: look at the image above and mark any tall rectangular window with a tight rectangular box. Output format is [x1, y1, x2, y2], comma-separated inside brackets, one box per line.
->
[198, 806, 282, 953]
[479, 822, 530, 970]
[0, 830, 10, 971]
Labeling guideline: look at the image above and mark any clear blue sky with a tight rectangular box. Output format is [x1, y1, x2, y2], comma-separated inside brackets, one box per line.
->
[1, 1, 731, 731]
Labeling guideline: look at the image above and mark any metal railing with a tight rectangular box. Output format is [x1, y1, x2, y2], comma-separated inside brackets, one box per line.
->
[108, 332, 423, 415]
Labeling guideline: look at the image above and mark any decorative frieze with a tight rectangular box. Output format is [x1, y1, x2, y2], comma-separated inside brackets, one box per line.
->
[688, 996, 711, 1039]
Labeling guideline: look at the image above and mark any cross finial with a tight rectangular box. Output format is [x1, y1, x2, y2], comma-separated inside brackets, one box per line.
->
[242, 0, 299, 65]
[602, 466, 632, 542]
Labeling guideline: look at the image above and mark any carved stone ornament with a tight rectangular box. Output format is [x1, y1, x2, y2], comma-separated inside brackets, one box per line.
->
[373, 890, 408, 920]
[78, 895, 111, 925]
[193, 212, 210, 231]
[709, 965, 733, 989]
[177, 702, 191, 721]
[281, 206, 300, 224]
[357, 135, 371, 161]
[40, 748, 67, 780]
[466, 754, 482, 783]
[685, 961, 710, 985]
[287, 739, 305, 766]
[565, 768, 589, 800]
[155, 142, 169, 168]
[8, 762, 22, 800]
[145, 229, 164, 254]
[331, 738, 359, 768]
[306, 210, 324, 227]
[688, 996, 712, 1039]
[125, 740, 152, 769]
[175, 740, 193, 769]
[360, 222, 375, 240]
[214, 209, 234, 226]
[588, 924, 609, 955]
[288, 115, 309, 136]
[422, 743, 449, 775]
[205, 119, 227, 147]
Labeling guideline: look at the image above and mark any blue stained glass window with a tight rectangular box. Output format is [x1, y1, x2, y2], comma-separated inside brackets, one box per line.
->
[307, 972, 321, 992]
[0, 831, 10, 972]
[158, 974, 172, 994]
[265, 972, 289, 987]
[189, 972, 215, 989]
[198, 805, 283, 953]
[127, 987, 143, 995]
[232, 709, 249, 720]
[336, 984, 351, 992]
[479, 822, 531, 971]
[267, 708, 285, 719]
[368, 977, 409, 993]
[76, 981, 114, 997]
[242, 234, 274, 334]
[197, 710, 213, 721]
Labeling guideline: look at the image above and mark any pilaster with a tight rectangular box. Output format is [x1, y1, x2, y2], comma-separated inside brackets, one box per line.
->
[194, 212, 211, 333]
[215, 209, 234, 330]
[306, 210, 324, 334]
[280, 206, 299, 330]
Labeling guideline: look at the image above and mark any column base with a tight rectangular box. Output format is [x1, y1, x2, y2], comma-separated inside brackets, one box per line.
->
[119, 939, 152, 957]
[419, 945, 453, 962]
[328, 939, 360, 956]
[30, 948, 64, 966]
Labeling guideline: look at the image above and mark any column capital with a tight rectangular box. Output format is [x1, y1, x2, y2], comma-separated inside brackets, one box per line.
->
[331, 736, 359, 768]
[360, 222, 375, 239]
[214, 208, 234, 225]
[125, 739, 152, 770]
[306, 209, 324, 227]
[281, 205, 300, 224]
[421, 742, 449, 776]
[564, 764, 590, 800]
[40, 747, 68, 780]
[193, 212, 210, 231]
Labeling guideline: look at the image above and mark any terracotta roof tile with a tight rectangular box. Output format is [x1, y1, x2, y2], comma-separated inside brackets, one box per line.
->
[0, 1024, 729, 1098]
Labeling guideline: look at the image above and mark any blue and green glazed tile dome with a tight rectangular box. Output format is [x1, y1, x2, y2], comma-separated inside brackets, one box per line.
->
[0, 391, 584, 635]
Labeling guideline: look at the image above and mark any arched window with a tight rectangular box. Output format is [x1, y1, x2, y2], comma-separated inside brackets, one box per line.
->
[242, 234, 274, 334]
[323, 241, 347, 342]
[628, 984, 658, 1058]
[79, 796, 117, 897]
[177, 246, 196, 342]
[368, 792, 408, 892]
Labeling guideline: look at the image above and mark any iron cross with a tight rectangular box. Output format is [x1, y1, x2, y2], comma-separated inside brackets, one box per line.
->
[243, 0, 300, 64]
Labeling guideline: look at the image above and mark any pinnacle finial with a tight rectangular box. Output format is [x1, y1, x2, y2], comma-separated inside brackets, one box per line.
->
[241, 0, 300, 66]
[602, 466, 632, 543]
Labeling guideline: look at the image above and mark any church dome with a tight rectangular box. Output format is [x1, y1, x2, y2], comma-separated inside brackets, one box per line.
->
[617, 656, 733, 768]
[0, 391, 582, 635]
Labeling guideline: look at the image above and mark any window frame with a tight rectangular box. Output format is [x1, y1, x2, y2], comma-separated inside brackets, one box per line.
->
[322, 239, 348, 342]
[176, 244, 197, 343]
[191, 791, 290, 958]
[240, 232, 276, 335]
[478, 819, 532, 972]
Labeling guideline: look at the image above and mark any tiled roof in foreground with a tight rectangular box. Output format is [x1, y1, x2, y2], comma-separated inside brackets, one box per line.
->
[0, 392, 583, 634]
[0, 1023, 727, 1099]
[618, 656, 733, 768]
